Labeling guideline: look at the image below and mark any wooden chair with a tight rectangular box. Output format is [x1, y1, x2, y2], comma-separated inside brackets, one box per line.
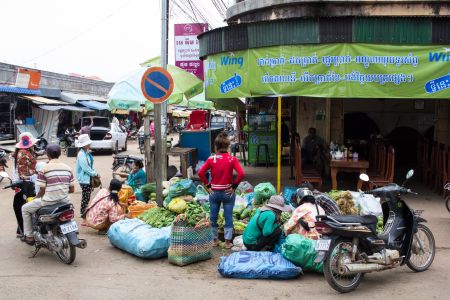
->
[368, 144, 386, 177]
[294, 138, 323, 190]
[369, 146, 395, 189]
[425, 141, 438, 187]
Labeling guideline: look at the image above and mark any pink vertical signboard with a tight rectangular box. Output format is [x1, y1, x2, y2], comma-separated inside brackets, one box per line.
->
[174, 23, 208, 81]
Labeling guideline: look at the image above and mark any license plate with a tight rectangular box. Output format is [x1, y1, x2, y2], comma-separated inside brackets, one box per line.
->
[60, 221, 78, 234]
[315, 239, 332, 251]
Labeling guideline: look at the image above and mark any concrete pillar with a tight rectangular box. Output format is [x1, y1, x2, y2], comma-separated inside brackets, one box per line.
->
[330, 99, 344, 143]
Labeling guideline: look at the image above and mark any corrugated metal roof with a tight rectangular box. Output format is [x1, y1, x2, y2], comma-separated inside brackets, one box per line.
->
[20, 95, 67, 105]
[60, 92, 108, 104]
[39, 88, 61, 98]
[248, 19, 318, 48]
[0, 85, 41, 95]
[39, 105, 93, 112]
[200, 17, 441, 58]
[320, 18, 352, 43]
[353, 17, 432, 44]
[432, 18, 450, 43]
[78, 100, 109, 110]
[224, 25, 248, 52]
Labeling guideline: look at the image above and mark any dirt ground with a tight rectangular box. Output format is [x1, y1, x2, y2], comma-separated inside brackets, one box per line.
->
[1, 140, 449, 300]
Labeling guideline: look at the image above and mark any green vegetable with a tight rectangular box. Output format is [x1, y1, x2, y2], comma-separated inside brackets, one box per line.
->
[280, 211, 292, 224]
[141, 182, 156, 200]
[138, 207, 176, 228]
[240, 207, 252, 220]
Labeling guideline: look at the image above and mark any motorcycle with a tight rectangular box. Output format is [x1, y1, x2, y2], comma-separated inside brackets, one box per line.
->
[34, 132, 49, 157]
[314, 169, 435, 293]
[112, 155, 144, 183]
[59, 128, 76, 153]
[445, 183, 450, 212]
[1, 172, 86, 264]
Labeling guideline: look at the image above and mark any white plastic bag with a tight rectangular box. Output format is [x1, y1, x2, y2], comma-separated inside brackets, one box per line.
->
[236, 181, 253, 195]
[358, 194, 382, 217]
[231, 235, 247, 252]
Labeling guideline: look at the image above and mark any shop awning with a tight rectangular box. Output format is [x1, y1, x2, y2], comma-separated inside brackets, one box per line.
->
[78, 100, 109, 110]
[39, 105, 93, 112]
[60, 92, 108, 104]
[20, 95, 67, 105]
[0, 85, 41, 95]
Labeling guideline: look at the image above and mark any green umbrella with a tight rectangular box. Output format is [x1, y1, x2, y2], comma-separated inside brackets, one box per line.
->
[175, 92, 215, 110]
[107, 57, 203, 112]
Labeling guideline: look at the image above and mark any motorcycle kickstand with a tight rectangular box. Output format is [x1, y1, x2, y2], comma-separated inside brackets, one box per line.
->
[29, 245, 42, 258]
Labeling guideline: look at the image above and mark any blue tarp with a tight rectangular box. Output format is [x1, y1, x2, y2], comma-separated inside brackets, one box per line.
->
[78, 100, 108, 110]
[0, 85, 41, 95]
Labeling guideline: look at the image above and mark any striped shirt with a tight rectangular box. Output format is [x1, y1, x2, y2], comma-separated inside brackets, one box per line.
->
[36, 159, 75, 203]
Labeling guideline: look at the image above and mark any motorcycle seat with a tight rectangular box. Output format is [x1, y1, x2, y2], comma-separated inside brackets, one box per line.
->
[331, 215, 378, 226]
[37, 203, 72, 215]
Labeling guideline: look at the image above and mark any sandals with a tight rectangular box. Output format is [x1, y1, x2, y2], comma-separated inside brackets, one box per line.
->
[213, 239, 220, 247]
[24, 237, 35, 246]
[224, 241, 233, 249]
[16, 233, 24, 239]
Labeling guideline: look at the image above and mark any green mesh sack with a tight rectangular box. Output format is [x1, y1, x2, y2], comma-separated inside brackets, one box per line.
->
[282, 234, 323, 273]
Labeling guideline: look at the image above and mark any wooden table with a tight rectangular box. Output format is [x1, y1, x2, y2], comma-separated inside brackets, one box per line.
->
[330, 159, 369, 190]
[168, 147, 198, 178]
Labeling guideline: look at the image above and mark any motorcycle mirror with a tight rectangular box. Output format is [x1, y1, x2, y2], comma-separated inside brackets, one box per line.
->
[406, 169, 414, 179]
[359, 173, 370, 182]
[0, 171, 9, 178]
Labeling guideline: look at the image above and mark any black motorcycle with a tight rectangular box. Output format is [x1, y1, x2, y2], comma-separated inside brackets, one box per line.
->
[59, 128, 76, 153]
[2, 174, 86, 264]
[445, 183, 450, 213]
[34, 132, 49, 157]
[314, 170, 435, 293]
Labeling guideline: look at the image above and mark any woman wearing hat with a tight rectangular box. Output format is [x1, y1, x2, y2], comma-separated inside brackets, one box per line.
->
[243, 195, 291, 251]
[75, 134, 99, 220]
[12, 132, 38, 238]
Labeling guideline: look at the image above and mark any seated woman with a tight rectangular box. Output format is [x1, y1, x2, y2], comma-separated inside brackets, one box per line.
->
[243, 196, 291, 251]
[84, 179, 127, 233]
[284, 188, 325, 240]
[127, 160, 146, 200]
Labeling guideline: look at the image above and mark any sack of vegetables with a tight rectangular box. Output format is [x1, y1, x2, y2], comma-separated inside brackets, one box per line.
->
[168, 179, 197, 198]
[253, 182, 277, 205]
[168, 215, 213, 266]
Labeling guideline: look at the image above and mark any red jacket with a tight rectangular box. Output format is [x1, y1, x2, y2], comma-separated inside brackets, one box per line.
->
[198, 152, 244, 191]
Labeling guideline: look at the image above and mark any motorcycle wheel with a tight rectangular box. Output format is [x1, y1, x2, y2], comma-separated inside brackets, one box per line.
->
[445, 196, 450, 213]
[55, 232, 76, 265]
[407, 224, 436, 272]
[323, 239, 364, 293]
[112, 164, 132, 183]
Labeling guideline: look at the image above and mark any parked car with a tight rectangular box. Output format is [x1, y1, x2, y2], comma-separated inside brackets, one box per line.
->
[80, 117, 127, 153]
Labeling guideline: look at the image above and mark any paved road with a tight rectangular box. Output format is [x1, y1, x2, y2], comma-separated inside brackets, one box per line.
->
[1, 140, 449, 299]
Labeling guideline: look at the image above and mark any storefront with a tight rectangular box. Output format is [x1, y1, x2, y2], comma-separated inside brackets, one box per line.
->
[199, 14, 450, 186]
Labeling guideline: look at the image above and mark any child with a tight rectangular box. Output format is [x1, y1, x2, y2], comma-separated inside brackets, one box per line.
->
[198, 133, 244, 249]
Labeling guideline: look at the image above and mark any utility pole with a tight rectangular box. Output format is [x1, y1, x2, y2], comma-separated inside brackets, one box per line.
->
[153, 0, 169, 206]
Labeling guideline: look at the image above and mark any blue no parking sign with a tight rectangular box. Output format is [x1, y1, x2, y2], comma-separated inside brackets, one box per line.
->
[140, 67, 174, 103]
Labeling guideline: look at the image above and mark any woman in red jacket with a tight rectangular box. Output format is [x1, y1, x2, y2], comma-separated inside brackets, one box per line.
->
[198, 133, 244, 249]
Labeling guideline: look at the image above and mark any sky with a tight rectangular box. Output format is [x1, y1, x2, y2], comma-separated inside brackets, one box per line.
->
[0, 0, 229, 82]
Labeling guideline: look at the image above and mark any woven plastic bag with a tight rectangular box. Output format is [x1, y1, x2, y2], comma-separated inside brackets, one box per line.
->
[168, 217, 213, 266]
[107, 219, 171, 259]
[168, 179, 197, 198]
[218, 251, 302, 279]
[253, 182, 276, 205]
[282, 234, 323, 273]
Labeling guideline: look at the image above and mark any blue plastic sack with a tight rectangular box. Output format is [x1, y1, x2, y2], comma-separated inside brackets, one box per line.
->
[218, 251, 302, 279]
[273, 233, 287, 254]
[283, 186, 297, 205]
[168, 179, 197, 198]
[107, 219, 171, 259]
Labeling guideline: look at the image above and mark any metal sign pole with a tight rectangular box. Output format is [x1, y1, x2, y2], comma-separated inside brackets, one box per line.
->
[153, 0, 169, 206]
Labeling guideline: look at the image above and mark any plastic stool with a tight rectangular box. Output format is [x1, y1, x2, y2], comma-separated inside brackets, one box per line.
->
[232, 143, 247, 166]
[256, 144, 269, 168]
